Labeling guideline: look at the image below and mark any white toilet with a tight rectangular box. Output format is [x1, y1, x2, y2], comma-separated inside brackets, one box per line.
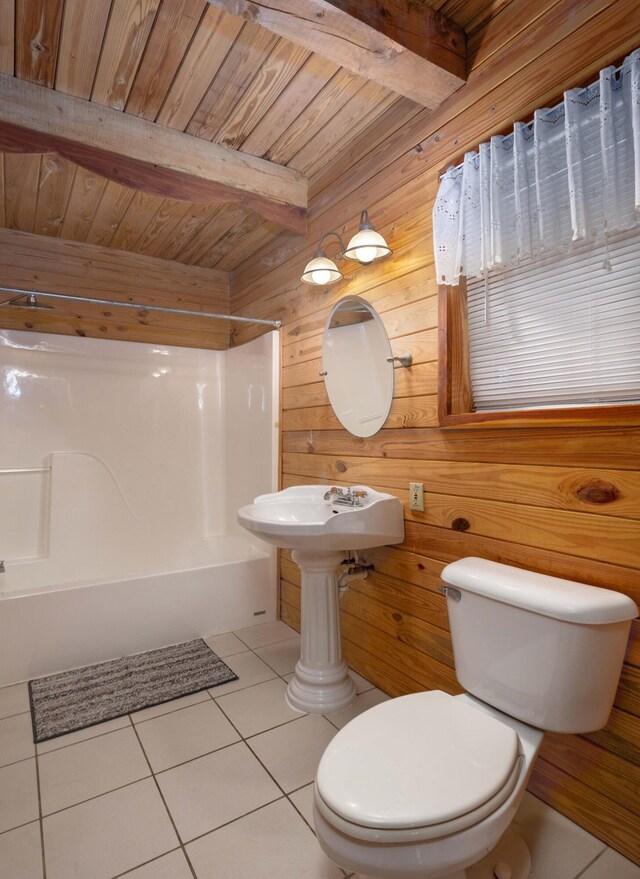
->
[313, 557, 638, 879]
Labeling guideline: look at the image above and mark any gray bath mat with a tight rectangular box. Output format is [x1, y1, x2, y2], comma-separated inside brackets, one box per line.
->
[29, 639, 238, 743]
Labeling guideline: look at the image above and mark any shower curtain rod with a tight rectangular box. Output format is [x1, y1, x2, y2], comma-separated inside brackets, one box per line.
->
[0, 286, 282, 329]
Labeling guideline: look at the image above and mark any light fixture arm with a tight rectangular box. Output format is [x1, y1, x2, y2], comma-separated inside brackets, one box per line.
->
[316, 231, 346, 258]
[358, 209, 374, 230]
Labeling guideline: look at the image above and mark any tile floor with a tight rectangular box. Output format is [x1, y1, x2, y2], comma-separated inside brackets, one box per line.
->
[0, 619, 638, 879]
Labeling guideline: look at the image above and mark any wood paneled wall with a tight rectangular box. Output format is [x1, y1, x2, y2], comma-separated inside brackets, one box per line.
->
[0, 228, 231, 348]
[231, 0, 640, 863]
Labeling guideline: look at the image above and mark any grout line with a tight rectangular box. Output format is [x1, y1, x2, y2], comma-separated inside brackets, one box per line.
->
[34, 747, 47, 879]
[181, 795, 287, 848]
[132, 694, 213, 726]
[150, 736, 244, 777]
[39, 773, 153, 820]
[0, 752, 37, 770]
[36, 717, 133, 755]
[109, 846, 184, 879]
[0, 708, 32, 720]
[130, 719, 199, 879]
[0, 817, 43, 838]
[286, 791, 316, 835]
[574, 848, 609, 878]
[212, 695, 291, 800]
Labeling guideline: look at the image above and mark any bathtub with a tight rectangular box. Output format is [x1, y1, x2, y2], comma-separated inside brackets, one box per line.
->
[0, 535, 276, 687]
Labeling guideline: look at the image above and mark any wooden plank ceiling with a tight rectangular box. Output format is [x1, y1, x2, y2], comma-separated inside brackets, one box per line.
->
[0, 0, 498, 274]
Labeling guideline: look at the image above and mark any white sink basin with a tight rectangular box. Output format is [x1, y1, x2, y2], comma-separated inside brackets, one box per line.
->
[238, 485, 404, 715]
[237, 485, 404, 551]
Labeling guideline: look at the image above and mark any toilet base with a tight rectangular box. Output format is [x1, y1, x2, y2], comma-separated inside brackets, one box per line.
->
[465, 829, 531, 879]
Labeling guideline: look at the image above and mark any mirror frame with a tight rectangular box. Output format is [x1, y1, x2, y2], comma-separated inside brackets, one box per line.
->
[321, 296, 394, 437]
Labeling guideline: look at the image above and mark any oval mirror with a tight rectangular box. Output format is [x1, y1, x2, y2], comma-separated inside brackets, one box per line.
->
[322, 296, 394, 437]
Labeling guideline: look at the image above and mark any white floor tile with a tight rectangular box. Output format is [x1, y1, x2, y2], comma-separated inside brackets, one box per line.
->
[349, 670, 375, 694]
[579, 847, 640, 879]
[37, 715, 131, 754]
[255, 636, 301, 675]
[248, 715, 336, 793]
[325, 688, 389, 729]
[156, 741, 281, 843]
[186, 798, 343, 879]
[43, 778, 178, 879]
[234, 620, 298, 649]
[513, 793, 606, 879]
[136, 699, 240, 772]
[289, 783, 315, 828]
[0, 759, 39, 833]
[204, 632, 249, 658]
[0, 821, 43, 879]
[216, 678, 303, 737]
[0, 712, 35, 767]
[207, 650, 277, 698]
[131, 689, 210, 724]
[120, 848, 193, 878]
[39, 726, 150, 815]
[0, 683, 30, 719]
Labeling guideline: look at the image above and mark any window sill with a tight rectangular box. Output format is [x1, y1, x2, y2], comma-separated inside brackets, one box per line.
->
[438, 404, 640, 429]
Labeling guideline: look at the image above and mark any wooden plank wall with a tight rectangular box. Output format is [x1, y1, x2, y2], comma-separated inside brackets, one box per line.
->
[0, 228, 231, 348]
[231, 0, 640, 863]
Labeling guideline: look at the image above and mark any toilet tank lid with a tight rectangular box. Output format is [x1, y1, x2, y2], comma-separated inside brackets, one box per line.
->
[442, 558, 638, 624]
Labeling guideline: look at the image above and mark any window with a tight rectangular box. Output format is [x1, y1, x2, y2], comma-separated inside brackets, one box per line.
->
[434, 50, 640, 426]
[466, 227, 640, 411]
[438, 226, 640, 427]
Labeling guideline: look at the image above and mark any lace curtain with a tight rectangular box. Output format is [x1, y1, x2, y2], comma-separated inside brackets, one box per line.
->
[433, 49, 640, 285]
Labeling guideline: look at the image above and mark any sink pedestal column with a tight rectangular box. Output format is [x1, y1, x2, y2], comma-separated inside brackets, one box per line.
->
[286, 549, 356, 714]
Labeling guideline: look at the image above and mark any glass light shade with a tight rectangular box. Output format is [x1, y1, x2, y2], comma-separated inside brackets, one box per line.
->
[300, 255, 343, 285]
[343, 228, 392, 264]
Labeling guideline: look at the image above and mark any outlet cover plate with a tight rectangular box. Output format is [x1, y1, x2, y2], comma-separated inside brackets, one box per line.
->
[410, 482, 424, 512]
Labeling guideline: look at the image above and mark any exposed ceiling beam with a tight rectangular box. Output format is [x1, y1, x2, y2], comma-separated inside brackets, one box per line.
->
[0, 74, 308, 234]
[206, 0, 466, 109]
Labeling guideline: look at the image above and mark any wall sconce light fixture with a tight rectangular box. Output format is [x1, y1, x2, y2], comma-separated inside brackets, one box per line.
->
[300, 210, 391, 286]
[343, 210, 392, 264]
[300, 231, 345, 286]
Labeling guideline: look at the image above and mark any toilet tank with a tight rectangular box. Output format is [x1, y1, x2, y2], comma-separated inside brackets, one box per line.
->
[441, 558, 638, 733]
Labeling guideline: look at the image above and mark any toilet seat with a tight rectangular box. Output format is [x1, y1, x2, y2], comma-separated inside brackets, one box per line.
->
[316, 690, 522, 843]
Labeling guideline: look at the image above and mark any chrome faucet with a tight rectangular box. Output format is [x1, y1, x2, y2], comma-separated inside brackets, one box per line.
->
[323, 487, 368, 507]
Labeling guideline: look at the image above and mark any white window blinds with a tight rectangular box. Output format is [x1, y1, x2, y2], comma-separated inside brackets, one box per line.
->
[466, 226, 640, 411]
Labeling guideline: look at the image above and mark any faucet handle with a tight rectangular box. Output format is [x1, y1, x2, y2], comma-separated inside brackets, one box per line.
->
[352, 490, 368, 498]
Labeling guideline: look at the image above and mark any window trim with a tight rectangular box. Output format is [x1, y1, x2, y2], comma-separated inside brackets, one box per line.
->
[437, 281, 640, 429]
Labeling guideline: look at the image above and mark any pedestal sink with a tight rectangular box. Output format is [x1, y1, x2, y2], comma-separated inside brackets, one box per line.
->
[237, 485, 404, 714]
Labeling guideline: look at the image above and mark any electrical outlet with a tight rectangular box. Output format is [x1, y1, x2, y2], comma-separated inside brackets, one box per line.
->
[410, 482, 424, 512]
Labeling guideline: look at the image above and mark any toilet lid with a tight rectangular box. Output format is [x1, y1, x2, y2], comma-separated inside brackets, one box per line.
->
[316, 691, 520, 831]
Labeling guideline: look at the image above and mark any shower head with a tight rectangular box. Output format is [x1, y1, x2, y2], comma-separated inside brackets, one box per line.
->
[8, 294, 54, 310]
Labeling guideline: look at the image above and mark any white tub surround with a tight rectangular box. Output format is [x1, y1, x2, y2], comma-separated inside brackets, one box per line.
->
[0, 330, 279, 685]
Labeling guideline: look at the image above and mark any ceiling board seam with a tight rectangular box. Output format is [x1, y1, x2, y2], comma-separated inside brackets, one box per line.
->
[274, 70, 369, 167]
[28, 153, 43, 235]
[90, 0, 164, 110]
[183, 19, 247, 135]
[87, 0, 116, 103]
[58, 157, 78, 238]
[52, 0, 71, 89]
[123, 0, 191, 118]
[151, 0, 211, 124]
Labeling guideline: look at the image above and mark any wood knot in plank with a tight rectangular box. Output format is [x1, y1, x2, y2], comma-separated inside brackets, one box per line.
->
[575, 479, 620, 506]
[335, 460, 347, 473]
[452, 517, 470, 531]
